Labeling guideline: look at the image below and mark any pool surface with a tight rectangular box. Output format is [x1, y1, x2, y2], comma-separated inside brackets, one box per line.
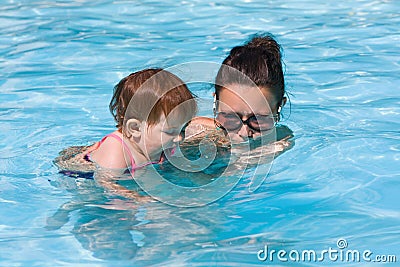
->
[1, 0, 399, 266]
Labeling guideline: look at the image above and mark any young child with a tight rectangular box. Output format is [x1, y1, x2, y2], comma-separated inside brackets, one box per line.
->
[55, 68, 197, 176]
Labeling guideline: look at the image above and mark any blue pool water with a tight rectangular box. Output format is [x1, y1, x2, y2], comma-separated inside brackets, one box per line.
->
[1, 0, 399, 266]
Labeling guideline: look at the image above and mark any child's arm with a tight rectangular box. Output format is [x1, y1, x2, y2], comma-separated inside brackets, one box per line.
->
[94, 170, 154, 202]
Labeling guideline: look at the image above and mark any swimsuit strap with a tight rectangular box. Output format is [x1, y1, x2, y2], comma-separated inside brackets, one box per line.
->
[99, 133, 136, 169]
[132, 160, 159, 170]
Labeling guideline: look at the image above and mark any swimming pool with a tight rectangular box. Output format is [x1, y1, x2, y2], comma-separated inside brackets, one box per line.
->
[1, 0, 399, 266]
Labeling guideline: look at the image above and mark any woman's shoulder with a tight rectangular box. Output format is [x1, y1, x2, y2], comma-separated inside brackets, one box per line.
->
[185, 116, 213, 138]
[190, 116, 215, 126]
[53, 143, 99, 175]
[184, 116, 229, 147]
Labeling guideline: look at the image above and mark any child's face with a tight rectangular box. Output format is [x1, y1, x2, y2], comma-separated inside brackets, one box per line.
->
[141, 112, 188, 162]
[217, 84, 279, 142]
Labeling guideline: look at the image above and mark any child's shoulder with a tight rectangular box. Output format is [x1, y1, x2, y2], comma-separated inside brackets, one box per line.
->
[89, 132, 128, 169]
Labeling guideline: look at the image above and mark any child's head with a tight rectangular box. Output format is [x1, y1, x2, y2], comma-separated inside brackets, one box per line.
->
[110, 68, 196, 130]
[110, 68, 197, 160]
[214, 33, 286, 140]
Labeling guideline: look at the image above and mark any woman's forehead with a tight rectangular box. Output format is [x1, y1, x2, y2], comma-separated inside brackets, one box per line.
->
[218, 85, 276, 113]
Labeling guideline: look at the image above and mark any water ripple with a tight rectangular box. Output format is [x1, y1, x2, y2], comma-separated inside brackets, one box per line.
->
[1, 0, 400, 266]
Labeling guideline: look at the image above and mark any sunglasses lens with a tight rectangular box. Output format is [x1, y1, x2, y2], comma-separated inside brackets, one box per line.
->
[216, 112, 276, 133]
[216, 113, 242, 131]
[248, 115, 275, 131]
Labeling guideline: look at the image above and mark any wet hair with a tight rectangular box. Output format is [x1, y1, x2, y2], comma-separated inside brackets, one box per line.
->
[109, 68, 197, 130]
[215, 33, 285, 106]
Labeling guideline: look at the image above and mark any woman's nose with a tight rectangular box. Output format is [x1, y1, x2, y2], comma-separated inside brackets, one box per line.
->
[237, 124, 254, 139]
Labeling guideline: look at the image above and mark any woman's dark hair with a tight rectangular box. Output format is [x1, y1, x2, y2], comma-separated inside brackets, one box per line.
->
[215, 33, 285, 105]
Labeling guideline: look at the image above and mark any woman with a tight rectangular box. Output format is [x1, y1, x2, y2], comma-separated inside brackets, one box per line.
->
[185, 33, 292, 145]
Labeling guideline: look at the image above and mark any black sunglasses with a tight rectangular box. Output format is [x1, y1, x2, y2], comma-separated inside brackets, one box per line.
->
[215, 112, 279, 132]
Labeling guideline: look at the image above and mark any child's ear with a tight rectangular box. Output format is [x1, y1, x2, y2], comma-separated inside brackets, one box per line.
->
[125, 118, 142, 139]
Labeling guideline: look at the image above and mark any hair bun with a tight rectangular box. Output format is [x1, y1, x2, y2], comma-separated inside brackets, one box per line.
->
[229, 45, 245, 57]
[246, 33, 281, 60]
